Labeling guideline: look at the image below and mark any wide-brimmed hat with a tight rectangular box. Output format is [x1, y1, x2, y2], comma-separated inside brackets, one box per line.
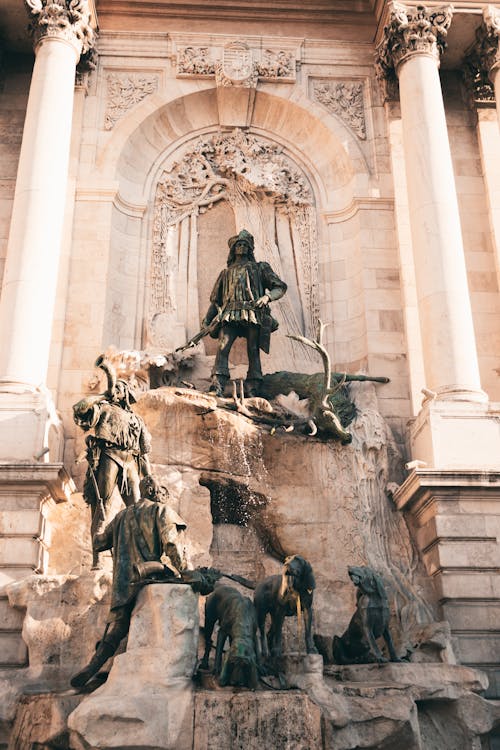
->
[228, 229, 254, 251]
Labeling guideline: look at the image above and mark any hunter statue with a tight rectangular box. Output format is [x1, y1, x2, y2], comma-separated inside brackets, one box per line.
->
[73, 355, 152, 568]
[70, 475, 188, 688]
[201, 229, 287, 397]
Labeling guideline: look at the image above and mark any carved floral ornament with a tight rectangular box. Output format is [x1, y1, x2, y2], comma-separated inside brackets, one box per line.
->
[24, 0, 95, 55]
[104, 73, 159, 130]
[463, 6, 500, 105]
[376, 2, 453, 83]
[312, 80, 366, 140]
[176, 41, 296, 83]
[154, 129, 312, 226]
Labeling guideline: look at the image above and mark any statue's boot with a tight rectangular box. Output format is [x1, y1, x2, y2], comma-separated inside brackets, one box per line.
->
[70, 641, 115, 688]
[208, 374, 227, 397]
[244, 378, 262, 397]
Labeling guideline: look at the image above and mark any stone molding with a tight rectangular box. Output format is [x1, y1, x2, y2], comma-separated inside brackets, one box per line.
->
[311, 79, 366, 139]
[104, 71, 159, 129]
[376, 2, 453, 85]
[176, 39, 296, 83]
[25, 0, 95, 58]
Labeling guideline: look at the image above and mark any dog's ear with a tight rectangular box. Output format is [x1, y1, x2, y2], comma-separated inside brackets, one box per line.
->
[359, 570, 377, 594]
[303, 560, 316, 590]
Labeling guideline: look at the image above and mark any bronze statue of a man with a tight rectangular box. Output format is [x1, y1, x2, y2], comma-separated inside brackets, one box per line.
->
[73, 356, 152, 568]
[202, 229, 287, 396]
[70, 476, 188, 688]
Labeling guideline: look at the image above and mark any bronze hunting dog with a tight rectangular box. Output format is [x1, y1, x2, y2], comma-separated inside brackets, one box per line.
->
[254, 554, 317, 659]
[200, 584, 259, 689]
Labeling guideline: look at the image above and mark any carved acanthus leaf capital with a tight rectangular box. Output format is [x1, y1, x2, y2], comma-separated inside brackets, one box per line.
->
[376, 2, 453, 82]
[471, 6, 500, 80]
[25, 0, 95, 58]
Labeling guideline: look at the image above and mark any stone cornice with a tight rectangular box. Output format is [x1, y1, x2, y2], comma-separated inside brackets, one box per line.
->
[25, 0, 96, 58]
[376, 2, 453, 82]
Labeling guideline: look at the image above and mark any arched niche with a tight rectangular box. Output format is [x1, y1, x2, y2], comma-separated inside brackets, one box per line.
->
[102, 88, 368, 373]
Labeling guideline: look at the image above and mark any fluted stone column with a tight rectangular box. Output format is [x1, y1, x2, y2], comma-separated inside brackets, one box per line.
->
[0, 1, 94, 391]
[377, 3, 486, 404]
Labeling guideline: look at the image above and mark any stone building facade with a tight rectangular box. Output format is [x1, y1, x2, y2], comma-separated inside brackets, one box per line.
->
[1, 0, 500, 726]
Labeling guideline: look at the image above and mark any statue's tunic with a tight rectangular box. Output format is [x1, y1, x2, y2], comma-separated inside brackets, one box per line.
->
[97, 499, 187, 612]
[205, 260, 287, 351]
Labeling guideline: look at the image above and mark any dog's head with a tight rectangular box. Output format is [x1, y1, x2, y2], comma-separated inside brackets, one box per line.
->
[348, 566, 386, 600]
[220, 641, 258, 689]
[283, 555, 316, 596]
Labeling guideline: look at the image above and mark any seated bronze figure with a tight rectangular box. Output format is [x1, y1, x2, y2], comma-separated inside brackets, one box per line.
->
[253, 554, 317, 659]
[200, 584, 259, 689]
[333, 566, 401, 665]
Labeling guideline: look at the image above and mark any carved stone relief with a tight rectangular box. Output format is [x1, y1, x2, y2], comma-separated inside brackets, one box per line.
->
[26, 0, 95, 55]
[463, 7, 500, 106]
[149, 129, 319, 356]
[177, 46, 215, 77]
[175, 40, 296, 83]
[376, 3, 453, 93]
[312, 80, 366, 140]
[104, 72, 158, 130]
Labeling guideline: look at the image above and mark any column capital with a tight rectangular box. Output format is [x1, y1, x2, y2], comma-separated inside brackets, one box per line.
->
[25, 0, 95, 59]
[376, 3, 453, 82]
[471, 6, 500, 81]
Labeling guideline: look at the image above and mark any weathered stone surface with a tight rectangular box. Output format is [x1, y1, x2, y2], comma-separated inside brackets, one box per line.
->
[325, 662, 489, 700]
[134, 386, 439, 647]
[68, 584, 198, 750]
[8, 692, 84, 750]
[193, 690, 322, 750]
[6, 571, 111, 690]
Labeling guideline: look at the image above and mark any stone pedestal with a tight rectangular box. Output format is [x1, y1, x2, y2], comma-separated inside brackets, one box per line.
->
[394, 470, 500, 698]
[409, 399, 500, 470]
[193, 689, 322, 750]
[0, 389, 64, 464]
[68, 584, 199, 750]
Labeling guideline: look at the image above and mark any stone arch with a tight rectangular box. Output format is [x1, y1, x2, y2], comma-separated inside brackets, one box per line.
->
[98, 87, 370, 371]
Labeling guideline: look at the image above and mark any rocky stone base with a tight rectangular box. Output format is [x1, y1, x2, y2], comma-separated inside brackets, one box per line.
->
[194, 690, 322, 750]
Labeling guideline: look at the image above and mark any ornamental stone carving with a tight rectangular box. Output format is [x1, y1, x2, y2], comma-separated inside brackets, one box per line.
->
[312, 80, 366, 139]
[215, 41, 258, 88]
[175, 40, 296, 84]
[155, 128, 312, 228]
[463, 6, 500, 103]
[376, 2, 453, 82]
[177, 46, 215, 77]
[104, 72, 158, 130]
[25, 0, 95, 57]
[257, 49, 295, 81]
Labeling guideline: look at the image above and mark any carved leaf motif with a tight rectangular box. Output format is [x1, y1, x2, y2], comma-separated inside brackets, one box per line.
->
[104, 73, 158, 130]
[257, 49, 295, 80]
[312, 81, 366, 140]
[375, 3, 453, 81]
[177, 46, 215, 76]
[155, 128, 312, 223]
[25, 0, 95, 53]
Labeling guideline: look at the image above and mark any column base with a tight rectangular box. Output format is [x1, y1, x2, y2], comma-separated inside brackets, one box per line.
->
[0, 386, 64, 463]
[409, 398, 500, 469]
[393, 470, 500, 698]
[0, 463, 75, 670]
